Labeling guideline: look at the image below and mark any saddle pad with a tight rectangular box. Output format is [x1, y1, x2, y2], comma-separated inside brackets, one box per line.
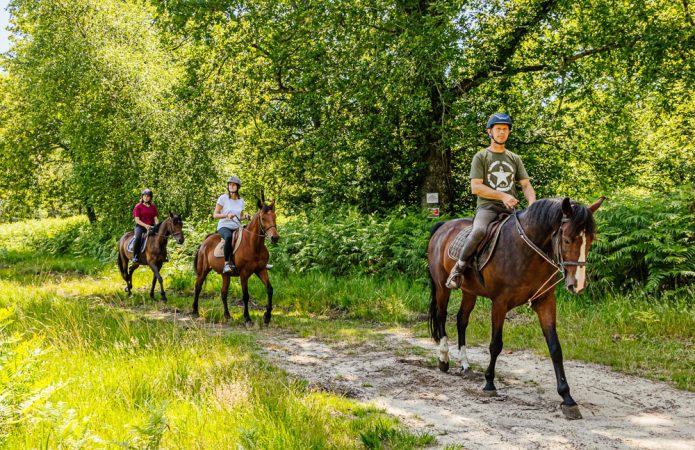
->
[126, 235, 148, 254]
[213, 229, 244, 258]
[446, 215, 512, 271]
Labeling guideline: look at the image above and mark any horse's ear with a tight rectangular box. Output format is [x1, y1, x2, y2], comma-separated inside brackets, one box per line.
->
[169, 211, 173, 218]
[589, 196, 606, 213]
[562, 197, 573, 217]
[257, 199, 263, 210]
[261, 188, 266, 204]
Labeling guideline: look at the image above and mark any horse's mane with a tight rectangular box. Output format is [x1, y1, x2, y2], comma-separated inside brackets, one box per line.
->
[522, 198, 596, 237]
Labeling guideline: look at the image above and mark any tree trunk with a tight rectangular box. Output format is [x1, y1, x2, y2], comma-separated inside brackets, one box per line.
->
[85, 203, 97, 224]
[419, 84, 453, 210]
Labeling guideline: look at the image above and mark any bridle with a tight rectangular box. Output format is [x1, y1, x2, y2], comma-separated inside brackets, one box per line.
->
[513, 209, 588, 305]
[241, 210, 277, 240]
[151, 218, 184, 240]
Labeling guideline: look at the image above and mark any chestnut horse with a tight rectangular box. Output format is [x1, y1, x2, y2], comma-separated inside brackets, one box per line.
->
[193, 200, 279, 323]
[117, 213, 185, 301]
[428, 197, 604, 420]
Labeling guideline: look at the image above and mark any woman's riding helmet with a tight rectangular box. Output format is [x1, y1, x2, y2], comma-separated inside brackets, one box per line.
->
[227, 176, 242, 187]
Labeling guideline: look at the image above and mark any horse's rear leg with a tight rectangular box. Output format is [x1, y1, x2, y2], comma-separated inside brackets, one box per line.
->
[484, 301, 507, 396]
[240, 275, 251, 324]
[255, 269, 273, 325]
[456, 292, 477, 372]
[221, 275, 231, 320]
[192, 269, 210, 317]
[534, 295, 582, 420]
[126, 264, 137, 296]
[430, 286, 452, 372]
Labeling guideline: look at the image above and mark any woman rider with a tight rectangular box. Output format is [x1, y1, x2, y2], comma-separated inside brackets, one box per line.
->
[132, 188, 159, 263]
[213, 176, 249, 273]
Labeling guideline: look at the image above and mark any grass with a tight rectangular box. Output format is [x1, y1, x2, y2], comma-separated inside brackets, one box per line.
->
[0, 215, 693, 447]
[0, 222, 435, 448]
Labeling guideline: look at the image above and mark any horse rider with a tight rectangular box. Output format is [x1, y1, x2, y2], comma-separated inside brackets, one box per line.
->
[445, 113, 537, 289]
[132, 188, 159, 263]
[214, 176, 250, 274]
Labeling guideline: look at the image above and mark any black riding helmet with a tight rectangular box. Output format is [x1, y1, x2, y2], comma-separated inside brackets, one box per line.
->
[141, 188, 153, 197]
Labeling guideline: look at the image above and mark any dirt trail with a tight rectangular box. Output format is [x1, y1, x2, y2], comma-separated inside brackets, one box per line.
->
[257, 329, 695, 450]
[143, 307, 694, 449]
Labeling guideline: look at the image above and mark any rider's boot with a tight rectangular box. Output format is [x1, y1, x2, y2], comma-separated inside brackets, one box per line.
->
[445, 259, 467, 289]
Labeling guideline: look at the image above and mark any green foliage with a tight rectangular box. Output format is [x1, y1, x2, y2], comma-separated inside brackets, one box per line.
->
[272, 206, 439, 279]
[590, 187, 695, 296]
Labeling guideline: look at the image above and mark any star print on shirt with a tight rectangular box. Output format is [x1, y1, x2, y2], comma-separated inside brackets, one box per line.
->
[487, 161, 515, 192]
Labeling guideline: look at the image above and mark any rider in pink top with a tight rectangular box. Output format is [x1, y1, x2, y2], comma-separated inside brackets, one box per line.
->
[132, 189, 159, 263]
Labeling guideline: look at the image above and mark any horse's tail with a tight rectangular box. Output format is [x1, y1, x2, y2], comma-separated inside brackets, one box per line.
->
[117, 242, 128, 282]
[428, 221, 447, 343]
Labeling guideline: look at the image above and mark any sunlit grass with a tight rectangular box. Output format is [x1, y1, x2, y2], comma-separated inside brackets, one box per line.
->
[0, 223, 435, 448]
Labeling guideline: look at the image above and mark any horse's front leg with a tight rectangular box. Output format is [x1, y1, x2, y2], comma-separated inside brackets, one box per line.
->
[220, 275, 231, 320]
[533, 295, 582, 420]
[456, 292, 477, 373]
[484, 301, 507, 396]
[148, 262, 165, 302]
[240, 275, 251, 324]
[255, 268, 273, 325]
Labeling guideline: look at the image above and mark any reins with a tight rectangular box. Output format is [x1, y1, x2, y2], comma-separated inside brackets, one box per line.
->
[513, 208, 587, 306]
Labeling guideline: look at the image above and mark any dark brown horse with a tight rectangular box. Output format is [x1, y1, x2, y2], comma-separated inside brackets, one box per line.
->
[428, 197, 604, 420]
[193, 200, 279, 323]
[117, 213, 185, 301]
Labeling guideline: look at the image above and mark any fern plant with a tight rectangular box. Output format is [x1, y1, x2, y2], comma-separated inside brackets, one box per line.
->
[589, 186, 695, 296]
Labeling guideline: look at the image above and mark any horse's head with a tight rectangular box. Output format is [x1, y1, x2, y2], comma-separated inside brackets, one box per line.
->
[256, 199, 279, 244]
[166, 212, 185, 245]
[557, 197, 604, 293]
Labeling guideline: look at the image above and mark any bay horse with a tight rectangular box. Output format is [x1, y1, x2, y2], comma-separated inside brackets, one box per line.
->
[428, 197, 604, 420]
[117, 213, 185, 301]
[193, 199, 279, 324]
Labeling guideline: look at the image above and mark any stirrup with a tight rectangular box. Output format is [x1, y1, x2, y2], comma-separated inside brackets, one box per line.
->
[132, 255, 140, 263]
[445, 262, 465, 289]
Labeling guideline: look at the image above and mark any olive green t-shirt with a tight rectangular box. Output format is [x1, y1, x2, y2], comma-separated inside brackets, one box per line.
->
[470, 148, 529, 208]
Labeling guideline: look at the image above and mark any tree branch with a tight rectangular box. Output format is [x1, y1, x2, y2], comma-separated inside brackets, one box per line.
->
[684, 0, 695, 27]
[502, 42, 623, 76]
[453, 0, 559, 94]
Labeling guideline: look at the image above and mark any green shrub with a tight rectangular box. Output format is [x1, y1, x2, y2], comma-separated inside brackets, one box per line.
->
[271, 206, 444, 280]
[589, 187, 695, 296]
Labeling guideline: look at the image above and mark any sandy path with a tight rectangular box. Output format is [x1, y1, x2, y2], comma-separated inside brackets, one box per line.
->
[258, 329, 695, 450]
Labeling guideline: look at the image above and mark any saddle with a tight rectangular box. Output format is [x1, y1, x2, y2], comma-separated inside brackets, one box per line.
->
[126, 234, 149, 254]
[213, 228, 244, 258]
[447, 213, 512, 272]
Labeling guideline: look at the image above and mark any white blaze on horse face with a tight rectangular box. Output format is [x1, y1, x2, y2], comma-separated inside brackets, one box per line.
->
[576, 231, 587, 292]
[439, 336, 449, 363]
[460, 345, 470, 371]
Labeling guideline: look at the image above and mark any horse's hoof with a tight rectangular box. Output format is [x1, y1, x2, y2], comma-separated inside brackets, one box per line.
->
[160, 296, 167, 303]
[561, 404, 583, 420]
[263, 313, 271, 325]
[482, 389, 498, 397]
[191, 310, 199, 318]
[460, 367, 475, 378]
[438, 360, 450, 372]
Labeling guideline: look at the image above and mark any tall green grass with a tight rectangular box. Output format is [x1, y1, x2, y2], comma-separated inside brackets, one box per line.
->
[0, 221, 434, 448]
